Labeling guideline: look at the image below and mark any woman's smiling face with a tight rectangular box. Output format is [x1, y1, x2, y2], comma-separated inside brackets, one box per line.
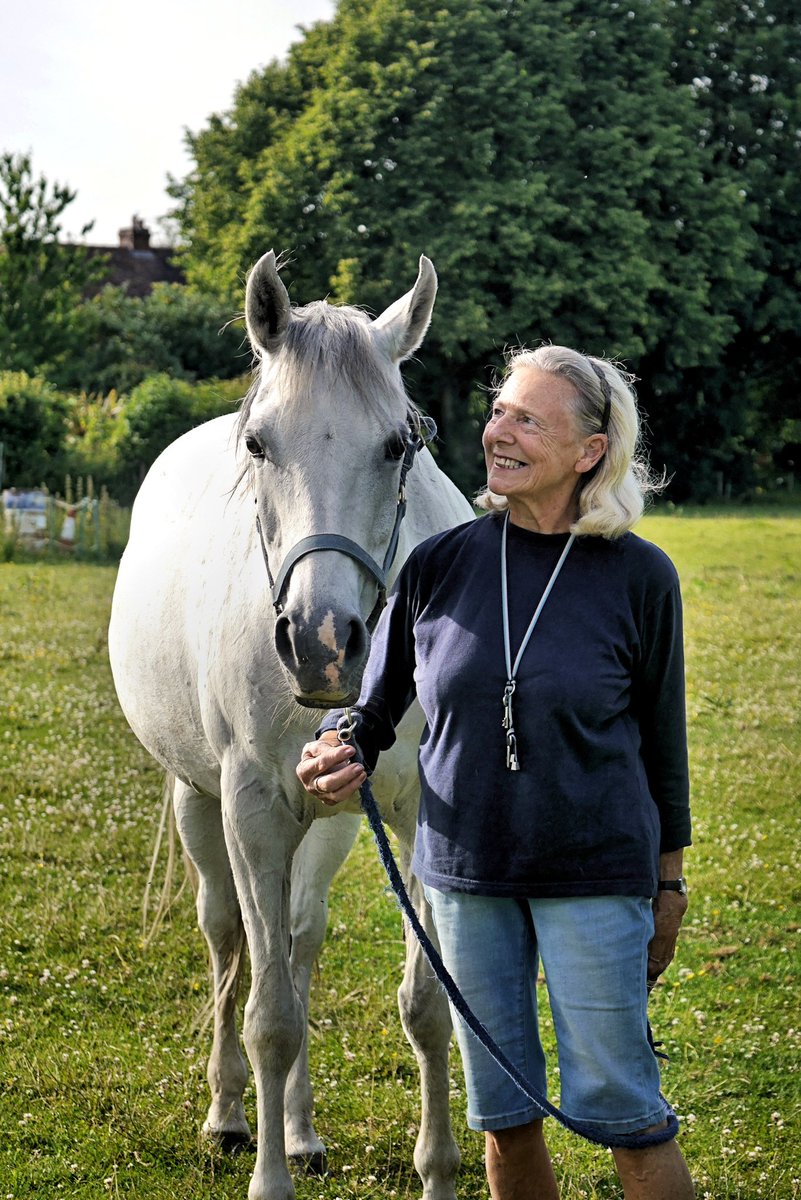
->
[482, 367, 594, 526]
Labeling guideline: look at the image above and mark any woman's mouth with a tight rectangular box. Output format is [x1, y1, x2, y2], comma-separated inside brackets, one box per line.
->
[493, 455, 526, 470]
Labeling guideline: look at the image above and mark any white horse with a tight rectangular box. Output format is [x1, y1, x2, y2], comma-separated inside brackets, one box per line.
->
[108, 251, 474, 1200]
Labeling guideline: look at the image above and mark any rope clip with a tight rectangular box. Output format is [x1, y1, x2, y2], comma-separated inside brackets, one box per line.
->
[336, 707, 357, 745]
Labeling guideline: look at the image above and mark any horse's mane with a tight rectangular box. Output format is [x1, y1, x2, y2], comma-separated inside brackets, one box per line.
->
[238, 300, 415, 436]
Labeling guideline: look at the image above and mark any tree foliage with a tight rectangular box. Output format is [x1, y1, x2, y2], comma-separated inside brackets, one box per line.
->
[657, 0, 801, 496]
[0, 370, 246, 500]
[0, 153, 103, 377]
[51, 284, 249, 395]
[170, 0, 800, 501]
[0, 372, 70, 489]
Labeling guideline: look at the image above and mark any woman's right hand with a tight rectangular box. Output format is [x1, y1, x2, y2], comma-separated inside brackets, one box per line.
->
[296, 733, 367, 806]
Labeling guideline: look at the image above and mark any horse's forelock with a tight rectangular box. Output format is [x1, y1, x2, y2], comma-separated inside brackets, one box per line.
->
[239, 301, 409, 435]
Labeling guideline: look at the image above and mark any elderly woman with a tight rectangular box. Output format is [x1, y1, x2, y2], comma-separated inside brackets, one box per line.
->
[297, 346, 694, 1200]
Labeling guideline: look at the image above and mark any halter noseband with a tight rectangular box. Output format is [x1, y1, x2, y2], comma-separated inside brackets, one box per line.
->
[255, 416, 435, 632]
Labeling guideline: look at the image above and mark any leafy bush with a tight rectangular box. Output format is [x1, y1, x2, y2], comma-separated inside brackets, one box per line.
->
[51, 283, 249, 395]
[0, 372, 70, 489]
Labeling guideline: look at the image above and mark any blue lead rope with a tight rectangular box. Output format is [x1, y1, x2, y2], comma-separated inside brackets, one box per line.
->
[356, 774, 680, 1151]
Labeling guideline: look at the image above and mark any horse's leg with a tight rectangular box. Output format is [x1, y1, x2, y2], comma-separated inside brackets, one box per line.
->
[285, 811, 362, 1172]
[393, 817, 461, 1200]
[221, 762, 310, 1200]
[172, 780, 251, 1148]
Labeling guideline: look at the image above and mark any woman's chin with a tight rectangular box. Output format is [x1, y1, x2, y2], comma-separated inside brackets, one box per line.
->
[488, 471, 527, 495]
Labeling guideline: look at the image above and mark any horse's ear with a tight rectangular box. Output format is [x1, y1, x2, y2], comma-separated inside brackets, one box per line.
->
[372, 256, 437, 363]
[245, 250, 291, 355]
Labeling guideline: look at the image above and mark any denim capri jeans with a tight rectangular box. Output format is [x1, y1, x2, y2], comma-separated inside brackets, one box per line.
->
[424, 888, 672, 1138]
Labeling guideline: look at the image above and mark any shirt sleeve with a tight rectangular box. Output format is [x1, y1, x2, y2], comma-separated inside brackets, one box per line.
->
[316, 553, 420, 771]
[634, 580, 692, 853]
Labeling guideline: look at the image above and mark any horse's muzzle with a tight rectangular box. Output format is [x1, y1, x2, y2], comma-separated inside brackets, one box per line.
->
[273, 610, 369, 706]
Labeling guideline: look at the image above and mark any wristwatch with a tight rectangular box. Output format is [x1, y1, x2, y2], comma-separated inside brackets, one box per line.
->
[657, 877, 688, 895]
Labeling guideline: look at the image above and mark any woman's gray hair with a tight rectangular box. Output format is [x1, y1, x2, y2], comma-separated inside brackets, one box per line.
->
[475, 345, 664, 538]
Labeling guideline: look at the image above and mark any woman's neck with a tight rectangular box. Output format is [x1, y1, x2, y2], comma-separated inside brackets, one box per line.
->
[506, 493, 579, 533]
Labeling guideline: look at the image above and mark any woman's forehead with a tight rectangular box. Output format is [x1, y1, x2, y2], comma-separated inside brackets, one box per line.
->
[500, 367, 579, 412]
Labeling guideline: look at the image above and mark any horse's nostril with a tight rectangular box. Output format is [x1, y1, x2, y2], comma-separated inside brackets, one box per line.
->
[346, 619, 367, 664]
[274, 615, 291, 662]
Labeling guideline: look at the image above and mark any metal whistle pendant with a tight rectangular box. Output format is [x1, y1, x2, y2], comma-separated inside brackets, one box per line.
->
[502, 681, 520, 770]
[499, 514, 575, 779]
[506, 731, 520, 772]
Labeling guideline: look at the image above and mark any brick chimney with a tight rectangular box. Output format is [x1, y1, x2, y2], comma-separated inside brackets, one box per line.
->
[118, 216, 151, 251]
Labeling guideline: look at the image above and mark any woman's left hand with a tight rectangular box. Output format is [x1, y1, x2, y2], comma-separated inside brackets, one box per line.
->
[647, 889, 688, 989]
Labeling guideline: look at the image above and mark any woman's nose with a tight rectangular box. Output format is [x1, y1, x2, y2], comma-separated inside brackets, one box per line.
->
[491, 414, 515, 439]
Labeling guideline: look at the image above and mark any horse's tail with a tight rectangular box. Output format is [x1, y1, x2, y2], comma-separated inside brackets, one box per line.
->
[142, 772, 194, 945]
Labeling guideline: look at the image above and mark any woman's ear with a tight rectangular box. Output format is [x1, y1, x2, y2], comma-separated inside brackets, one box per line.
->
[576, 434, 608, 474]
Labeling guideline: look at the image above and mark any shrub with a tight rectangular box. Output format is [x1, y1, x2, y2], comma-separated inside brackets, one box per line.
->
[0, 371, 70, 490]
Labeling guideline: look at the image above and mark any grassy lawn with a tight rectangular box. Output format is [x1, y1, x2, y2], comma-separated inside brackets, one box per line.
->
[0, 513, 799, 1199]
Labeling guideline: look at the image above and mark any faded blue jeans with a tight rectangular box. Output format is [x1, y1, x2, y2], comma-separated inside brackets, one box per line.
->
[424, 889, 672, 1137]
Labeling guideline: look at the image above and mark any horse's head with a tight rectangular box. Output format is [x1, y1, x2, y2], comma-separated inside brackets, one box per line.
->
[241, 251, 437, 708]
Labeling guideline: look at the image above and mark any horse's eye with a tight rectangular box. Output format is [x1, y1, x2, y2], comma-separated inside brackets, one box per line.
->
[245, 435, 266, 460]
[384, 430, 408, 462]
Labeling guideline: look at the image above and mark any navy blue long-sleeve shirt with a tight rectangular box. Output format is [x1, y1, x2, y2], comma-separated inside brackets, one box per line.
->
[320, 513, 691, 899]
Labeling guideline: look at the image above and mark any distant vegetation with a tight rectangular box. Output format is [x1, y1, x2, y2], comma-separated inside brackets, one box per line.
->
[2, 0, 800, 507]
[0, 155, 248, 503]
[170, 0, 801, 503]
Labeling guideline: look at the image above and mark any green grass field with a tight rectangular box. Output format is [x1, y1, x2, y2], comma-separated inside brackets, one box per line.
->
[1, 513, 799, 1199]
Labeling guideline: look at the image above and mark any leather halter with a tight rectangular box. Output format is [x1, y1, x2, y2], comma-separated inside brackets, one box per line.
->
[255, 416, 435, 632]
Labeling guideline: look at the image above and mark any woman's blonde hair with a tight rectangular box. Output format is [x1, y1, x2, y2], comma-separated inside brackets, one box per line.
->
[475, 345, 663, 538]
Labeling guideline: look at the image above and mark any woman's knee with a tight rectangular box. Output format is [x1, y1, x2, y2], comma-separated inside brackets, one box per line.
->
[487, 1118, 546, 1154]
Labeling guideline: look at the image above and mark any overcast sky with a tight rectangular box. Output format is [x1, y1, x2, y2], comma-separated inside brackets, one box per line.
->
[0, 0, 335, 245]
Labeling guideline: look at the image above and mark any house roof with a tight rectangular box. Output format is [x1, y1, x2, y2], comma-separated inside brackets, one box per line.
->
[76, 217, 185, 297]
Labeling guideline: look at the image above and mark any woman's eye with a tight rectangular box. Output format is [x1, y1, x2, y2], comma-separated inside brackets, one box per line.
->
[245, 435, 266, 460]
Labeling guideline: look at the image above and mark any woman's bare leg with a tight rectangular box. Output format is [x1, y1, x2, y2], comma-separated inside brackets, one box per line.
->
[485, 1120, 560, 1200]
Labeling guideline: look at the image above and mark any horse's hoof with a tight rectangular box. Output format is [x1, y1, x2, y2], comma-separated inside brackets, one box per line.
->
[289, 1150, 328, 1176]
[215, 1131, 256, 1156]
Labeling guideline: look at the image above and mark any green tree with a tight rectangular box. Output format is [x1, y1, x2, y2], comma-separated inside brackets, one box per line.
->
[169, 15, 341, 297]
[0, 153, 103, 376]
[171, 0, 771, 498]
[657, 0, 801, 499]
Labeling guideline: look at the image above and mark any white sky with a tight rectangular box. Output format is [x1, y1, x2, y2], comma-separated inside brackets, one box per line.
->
[0, 0, 335, 245]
